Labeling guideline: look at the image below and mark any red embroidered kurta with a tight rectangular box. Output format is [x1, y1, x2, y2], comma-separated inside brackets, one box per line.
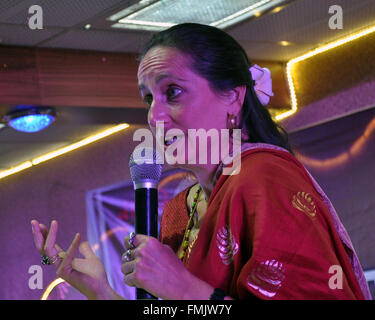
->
[159, 146, 370, 300]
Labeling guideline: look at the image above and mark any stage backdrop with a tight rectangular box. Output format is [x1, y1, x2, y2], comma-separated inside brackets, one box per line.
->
[85, 168, 196, 300]
[288, 106, 375, 299]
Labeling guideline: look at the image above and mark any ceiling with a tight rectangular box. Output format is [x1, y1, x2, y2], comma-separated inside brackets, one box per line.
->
[0, 0, 375, 174]
[1, 0, 374, 61]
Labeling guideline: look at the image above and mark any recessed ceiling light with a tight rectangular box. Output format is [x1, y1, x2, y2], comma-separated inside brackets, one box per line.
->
[4, 105, 56, 133]
[271, 6, 284, 14]
[109, 0, 290, 31]
[84, 24, 91, 29]
[279, 40, 292, 46]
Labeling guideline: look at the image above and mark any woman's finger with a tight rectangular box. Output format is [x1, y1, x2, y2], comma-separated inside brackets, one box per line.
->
[65, 233, 81, 266]
[123, 232, 142, 250]
[58, 251, 67, 259]
[39, 223, 49, 239]
[31, 220, 45, 253]
[71, 258, 86, 273]
[44, 220, 58, 255]
[79, 241, 96, 259]
[123, 271, 137, 287]
[121, 249, 134, 263]
[57, 233, 81, 277]
[55, 243, 64, 253]
[121, 259, 136, 276]
[71, 258, 95, 275]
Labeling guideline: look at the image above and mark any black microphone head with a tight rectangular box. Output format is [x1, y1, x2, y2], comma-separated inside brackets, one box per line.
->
[129, 147, 163, 189]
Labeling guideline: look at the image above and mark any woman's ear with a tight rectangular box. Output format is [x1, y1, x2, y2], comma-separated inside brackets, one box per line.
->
[225, 85, 247, 116]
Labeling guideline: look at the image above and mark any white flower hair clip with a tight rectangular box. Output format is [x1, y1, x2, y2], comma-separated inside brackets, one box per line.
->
[249, 64, 274, 106]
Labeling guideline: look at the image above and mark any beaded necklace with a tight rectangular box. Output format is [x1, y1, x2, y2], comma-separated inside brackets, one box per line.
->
[179, 184, 202, 261]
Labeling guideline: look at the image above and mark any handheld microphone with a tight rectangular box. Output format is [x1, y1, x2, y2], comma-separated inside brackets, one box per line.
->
[129, 147, 162, 300]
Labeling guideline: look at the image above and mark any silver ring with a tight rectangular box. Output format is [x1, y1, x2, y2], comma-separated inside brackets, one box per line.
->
[122, 249, 133, 263]
[128, 232, 136, 249]
[41, 254, 59, 265]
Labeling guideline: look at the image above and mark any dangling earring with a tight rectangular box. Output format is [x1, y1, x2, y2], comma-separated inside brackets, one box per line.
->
[227, 113, 238, 137]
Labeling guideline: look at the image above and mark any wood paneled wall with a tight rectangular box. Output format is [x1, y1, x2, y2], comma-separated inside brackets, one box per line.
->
[0, 46, 290, 111]
[0, 46, 142, 108]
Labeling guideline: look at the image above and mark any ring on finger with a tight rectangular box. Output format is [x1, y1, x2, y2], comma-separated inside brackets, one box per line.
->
[128, 232, 136, 249]
[122, 249, 133, 262]
[41, 254, 59, 265]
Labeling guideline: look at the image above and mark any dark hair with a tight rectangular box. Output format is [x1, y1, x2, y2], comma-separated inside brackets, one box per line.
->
[138, 23, 292, 152]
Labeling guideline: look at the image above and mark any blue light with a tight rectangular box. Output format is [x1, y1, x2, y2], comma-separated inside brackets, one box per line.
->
[8, 114, 55, 133]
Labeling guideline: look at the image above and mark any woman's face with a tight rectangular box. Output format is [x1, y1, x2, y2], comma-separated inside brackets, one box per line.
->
[137, 46, 241, 166]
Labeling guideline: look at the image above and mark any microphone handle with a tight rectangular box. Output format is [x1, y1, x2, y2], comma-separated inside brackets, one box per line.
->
[135, 188, 158, 300]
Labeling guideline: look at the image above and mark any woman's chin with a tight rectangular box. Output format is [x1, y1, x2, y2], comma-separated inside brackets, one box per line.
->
[164, 155, 190, 168]
[164, 154, 219, 173]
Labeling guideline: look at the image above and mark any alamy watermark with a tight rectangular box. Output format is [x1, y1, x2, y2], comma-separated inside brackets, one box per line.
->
[28, 265, 43, 290]
[28, 5, 43, 30]
[328, 265, 343, 290]
[132, 121, 242, 175]
[328, 5, 343, 30]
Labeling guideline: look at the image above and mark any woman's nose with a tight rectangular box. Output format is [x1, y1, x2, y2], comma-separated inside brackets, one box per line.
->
[148, 100, 170, 128]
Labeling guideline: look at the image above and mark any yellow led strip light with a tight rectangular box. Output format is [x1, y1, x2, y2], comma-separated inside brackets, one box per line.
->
[0, 123, 129, 180]
[276, 24, 375, 121]
[41, 278, 65, 300]
[0, 161, 33, 179]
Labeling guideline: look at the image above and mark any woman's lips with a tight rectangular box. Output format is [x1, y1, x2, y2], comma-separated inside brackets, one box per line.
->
[164, 135, 184, 147]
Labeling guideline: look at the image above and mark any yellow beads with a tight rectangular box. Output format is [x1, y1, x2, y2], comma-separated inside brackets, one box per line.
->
[179, 184, 202, 261]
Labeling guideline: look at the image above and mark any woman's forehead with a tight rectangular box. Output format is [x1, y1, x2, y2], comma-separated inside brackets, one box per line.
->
[137, 47, 192, 82]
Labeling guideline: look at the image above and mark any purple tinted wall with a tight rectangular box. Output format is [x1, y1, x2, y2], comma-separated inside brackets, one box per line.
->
[289, 107, 375, 298]
[0, 125, 143, 299]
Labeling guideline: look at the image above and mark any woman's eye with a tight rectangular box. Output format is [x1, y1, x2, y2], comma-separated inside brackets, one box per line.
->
[143, 94, 153, 106]
[143, 86, 181, 107]
[166, 86, 182, 100]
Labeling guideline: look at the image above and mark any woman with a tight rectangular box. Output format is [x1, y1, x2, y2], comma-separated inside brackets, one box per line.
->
[31, 23, 371, 300]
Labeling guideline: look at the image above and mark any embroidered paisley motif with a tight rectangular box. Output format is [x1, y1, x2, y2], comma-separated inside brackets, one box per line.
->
[215, 225, 239, 265]
[247, 259, 286, 298]
[292, 191, 317, 218]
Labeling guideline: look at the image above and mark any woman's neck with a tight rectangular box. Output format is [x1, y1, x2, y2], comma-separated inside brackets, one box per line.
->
[184, 138, 241, 200]
[189, 163, 219, 201]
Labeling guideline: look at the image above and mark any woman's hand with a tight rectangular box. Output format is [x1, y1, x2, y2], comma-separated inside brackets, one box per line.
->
[121, 234, 214, 300]
[31, 219, 122, 300]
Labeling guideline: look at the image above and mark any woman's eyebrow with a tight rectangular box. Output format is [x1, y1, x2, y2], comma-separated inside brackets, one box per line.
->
[138, 73, 187, 92]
